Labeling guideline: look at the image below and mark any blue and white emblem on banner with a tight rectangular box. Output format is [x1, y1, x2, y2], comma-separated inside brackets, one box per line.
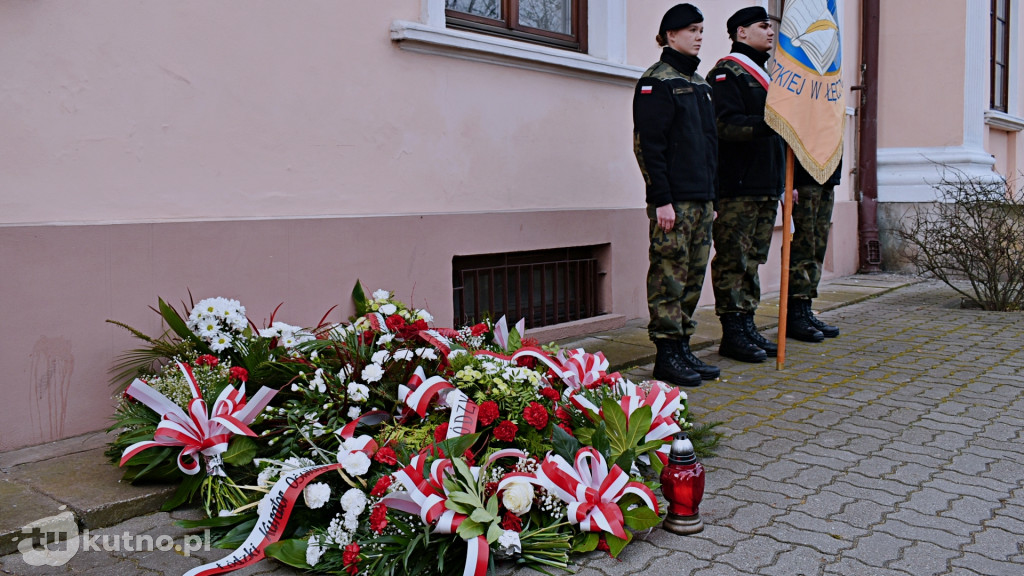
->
[777, 0, 841, 76]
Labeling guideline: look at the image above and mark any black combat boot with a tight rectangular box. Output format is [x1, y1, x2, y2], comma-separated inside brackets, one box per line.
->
[653, 339, 702, 388]
[743, 312, 778, 357]
[718, 313, 768, 363]
[806, 301, 840, 338]
[677, 337, 721, 380]
[787, 299, 825, 342]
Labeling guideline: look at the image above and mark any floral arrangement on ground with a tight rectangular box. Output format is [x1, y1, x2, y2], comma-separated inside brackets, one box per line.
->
[107, 283, 720, 576]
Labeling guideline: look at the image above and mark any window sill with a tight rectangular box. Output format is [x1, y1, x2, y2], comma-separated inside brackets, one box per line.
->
[985, 110, 1024, 132]
[390, 20, 644, 87]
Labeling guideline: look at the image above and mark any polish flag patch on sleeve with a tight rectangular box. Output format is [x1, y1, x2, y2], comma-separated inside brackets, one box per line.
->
[715, 74, 727, 82]
[640, 85, 653, 94]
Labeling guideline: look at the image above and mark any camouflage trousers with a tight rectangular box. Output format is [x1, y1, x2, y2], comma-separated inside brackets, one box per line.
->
[647, 200, 714, 340]
[711, 197, 779, 314]
[789, 184, 835, 300]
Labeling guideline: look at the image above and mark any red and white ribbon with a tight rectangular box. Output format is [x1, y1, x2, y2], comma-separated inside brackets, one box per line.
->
[418, 328, 461, 358]
[120, 362, 276, 476]
[492, 316, 526, 351]
[535, 448, 659, 540]
[398, 366, 455, 418]
[558, 349, 612, 390]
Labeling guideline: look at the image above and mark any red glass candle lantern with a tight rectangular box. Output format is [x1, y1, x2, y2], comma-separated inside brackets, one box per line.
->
[659, 434, 705, 534]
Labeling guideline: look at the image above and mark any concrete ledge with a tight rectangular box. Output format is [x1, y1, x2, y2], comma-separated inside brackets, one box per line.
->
[529, 314, 626, 343]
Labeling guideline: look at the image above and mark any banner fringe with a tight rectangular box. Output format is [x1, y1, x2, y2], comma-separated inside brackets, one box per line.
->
[765, 107, 844, 185]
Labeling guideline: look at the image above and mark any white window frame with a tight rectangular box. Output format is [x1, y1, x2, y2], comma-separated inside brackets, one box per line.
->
[390, 0, 642, 86]
[985, 0, 1024, 131]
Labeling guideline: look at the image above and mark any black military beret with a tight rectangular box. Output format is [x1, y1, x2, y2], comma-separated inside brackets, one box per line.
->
[727, 6, 770, 35]
[659, 4, 704, 38]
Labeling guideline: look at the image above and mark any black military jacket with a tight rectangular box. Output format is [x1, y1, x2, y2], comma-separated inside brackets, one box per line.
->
[708, 42, 786, 199]
[633, 48, 718, 208]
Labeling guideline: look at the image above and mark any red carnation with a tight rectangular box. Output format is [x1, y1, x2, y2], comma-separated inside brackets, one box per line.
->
[373, 446, 398, 466]
[500, 510, 523, 532]
[434, 422, 449, 443]
[520, 337, 540, 349]
[478, 401, 500, 426]
[463, 449, 476, 467]
[555, 406, 572, 423]
[369, 502, 388, 534]
[196, 354, 219, 367]
[470, 323, 489, 337]
[523, 402, 549, 430]
[494, 420, 518, 442]
[229, 366, 248, 383]
[558, 423, 574, 437]
[484, 481, 499, 498]
[385, 314, 406, 332]
[539, 387, 559, 402]
[370, 475, 393, 497]
[343, 543, 361, 575]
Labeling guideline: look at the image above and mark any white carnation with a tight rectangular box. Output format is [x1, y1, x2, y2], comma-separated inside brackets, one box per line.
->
[347, 406, 361, 419]
[371, 350, 391, 364]
[378, 303, 398, 315]
[338, 450, 372, 476]
[361, 363, 385, 383]
[392, 349, 414, 361]
[306, 535, 325, 567]
[417, 309, 433, 322]
[347, 382, 370, 402]
[340, 488, 368, 515]
[303, 482, 332, 509]
[372, 289, 390, 301]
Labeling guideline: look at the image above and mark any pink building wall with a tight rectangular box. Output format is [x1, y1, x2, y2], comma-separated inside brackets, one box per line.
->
[0, 0, 881, 449]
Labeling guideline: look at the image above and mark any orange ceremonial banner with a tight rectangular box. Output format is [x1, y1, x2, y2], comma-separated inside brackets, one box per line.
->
[765, 0, 845, 184]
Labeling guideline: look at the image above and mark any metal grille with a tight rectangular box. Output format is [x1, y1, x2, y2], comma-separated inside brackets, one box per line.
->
[453, 247, 601, 328]
[865, 239, 881, 265]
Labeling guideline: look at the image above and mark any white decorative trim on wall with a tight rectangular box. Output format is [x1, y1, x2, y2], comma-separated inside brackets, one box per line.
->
[965, 0, 988, 149]
[985, 110, 1024, 131]
[877, 146, 1000, 203]
[393, 0, 641, 86]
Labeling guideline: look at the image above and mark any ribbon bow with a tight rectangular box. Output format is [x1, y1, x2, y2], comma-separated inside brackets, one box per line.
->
[398, 366, 455, 418]
[536, 448, 659, 540]
[616, 380, 683, 464]
[120, 362, 276, 476]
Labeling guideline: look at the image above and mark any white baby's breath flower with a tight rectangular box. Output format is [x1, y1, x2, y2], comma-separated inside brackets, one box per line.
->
[361, 363, 385, 383]
[303, 483, 332, 509]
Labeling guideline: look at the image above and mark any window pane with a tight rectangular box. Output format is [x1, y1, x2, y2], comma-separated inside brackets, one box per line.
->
[996, 22, 1006, 63]
[519, 0, 573, 35]
[447, 0, 501, 20]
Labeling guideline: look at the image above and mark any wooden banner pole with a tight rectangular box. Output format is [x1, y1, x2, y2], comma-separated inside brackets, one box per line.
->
[777, 146, 796, 370]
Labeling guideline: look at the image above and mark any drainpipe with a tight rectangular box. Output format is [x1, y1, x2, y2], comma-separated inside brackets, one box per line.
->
[854, 0, 882, 273]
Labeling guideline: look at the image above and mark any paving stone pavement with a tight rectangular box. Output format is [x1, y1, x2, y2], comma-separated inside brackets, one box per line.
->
[3, 279, 1023, 575]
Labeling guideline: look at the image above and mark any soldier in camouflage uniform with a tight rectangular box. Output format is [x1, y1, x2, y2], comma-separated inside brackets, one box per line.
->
[788, 161, 843, 339]
[633, 4, 719, 387]
[708, 7, 787, 363]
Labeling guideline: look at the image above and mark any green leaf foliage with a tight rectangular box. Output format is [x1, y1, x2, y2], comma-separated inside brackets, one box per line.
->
[160, 472, 204, 511]
[622, 505, 662, 531]
[552, 424, 583, 462]
[352, 280, 369, 316]
[263, 539, 312, 569]
[571, 531, 599, 553]
[606, 531, 631, 558]
[221, 436, 258, 467]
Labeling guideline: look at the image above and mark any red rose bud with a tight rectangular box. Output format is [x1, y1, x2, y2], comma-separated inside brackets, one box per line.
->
[500, 510, 523, 532]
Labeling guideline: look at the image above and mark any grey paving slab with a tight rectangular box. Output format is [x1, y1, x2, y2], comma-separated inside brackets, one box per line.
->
[4, 276, 1024, 576]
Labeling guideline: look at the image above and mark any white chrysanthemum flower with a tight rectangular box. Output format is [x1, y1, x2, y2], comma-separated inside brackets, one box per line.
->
[306, 535, 325, 567]
[340, 488, 368, 515]
[371, 350, 390, 364]
[280, 332, 298, 348]
[347, 406, 361, 419]
[303, 483, 332, 509]
[378, 303, 398, 315]
[209, 333, 233, 352]
[338, 451, 371, 476]
[347, 382, 370, 403]
[361, 363, 384, 383]
[372, 289, 390, 301]
[376, 333, 394, 345]
[392, 349, 414, 362]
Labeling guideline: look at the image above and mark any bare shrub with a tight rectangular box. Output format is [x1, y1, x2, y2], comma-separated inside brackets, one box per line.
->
[896, 169, 1024, 311]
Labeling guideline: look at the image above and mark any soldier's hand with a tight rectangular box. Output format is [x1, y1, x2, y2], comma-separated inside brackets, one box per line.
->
[655, 204, 675, 232]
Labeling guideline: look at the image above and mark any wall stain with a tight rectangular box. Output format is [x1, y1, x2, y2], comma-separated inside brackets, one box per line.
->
[29, 337, 74, 442]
